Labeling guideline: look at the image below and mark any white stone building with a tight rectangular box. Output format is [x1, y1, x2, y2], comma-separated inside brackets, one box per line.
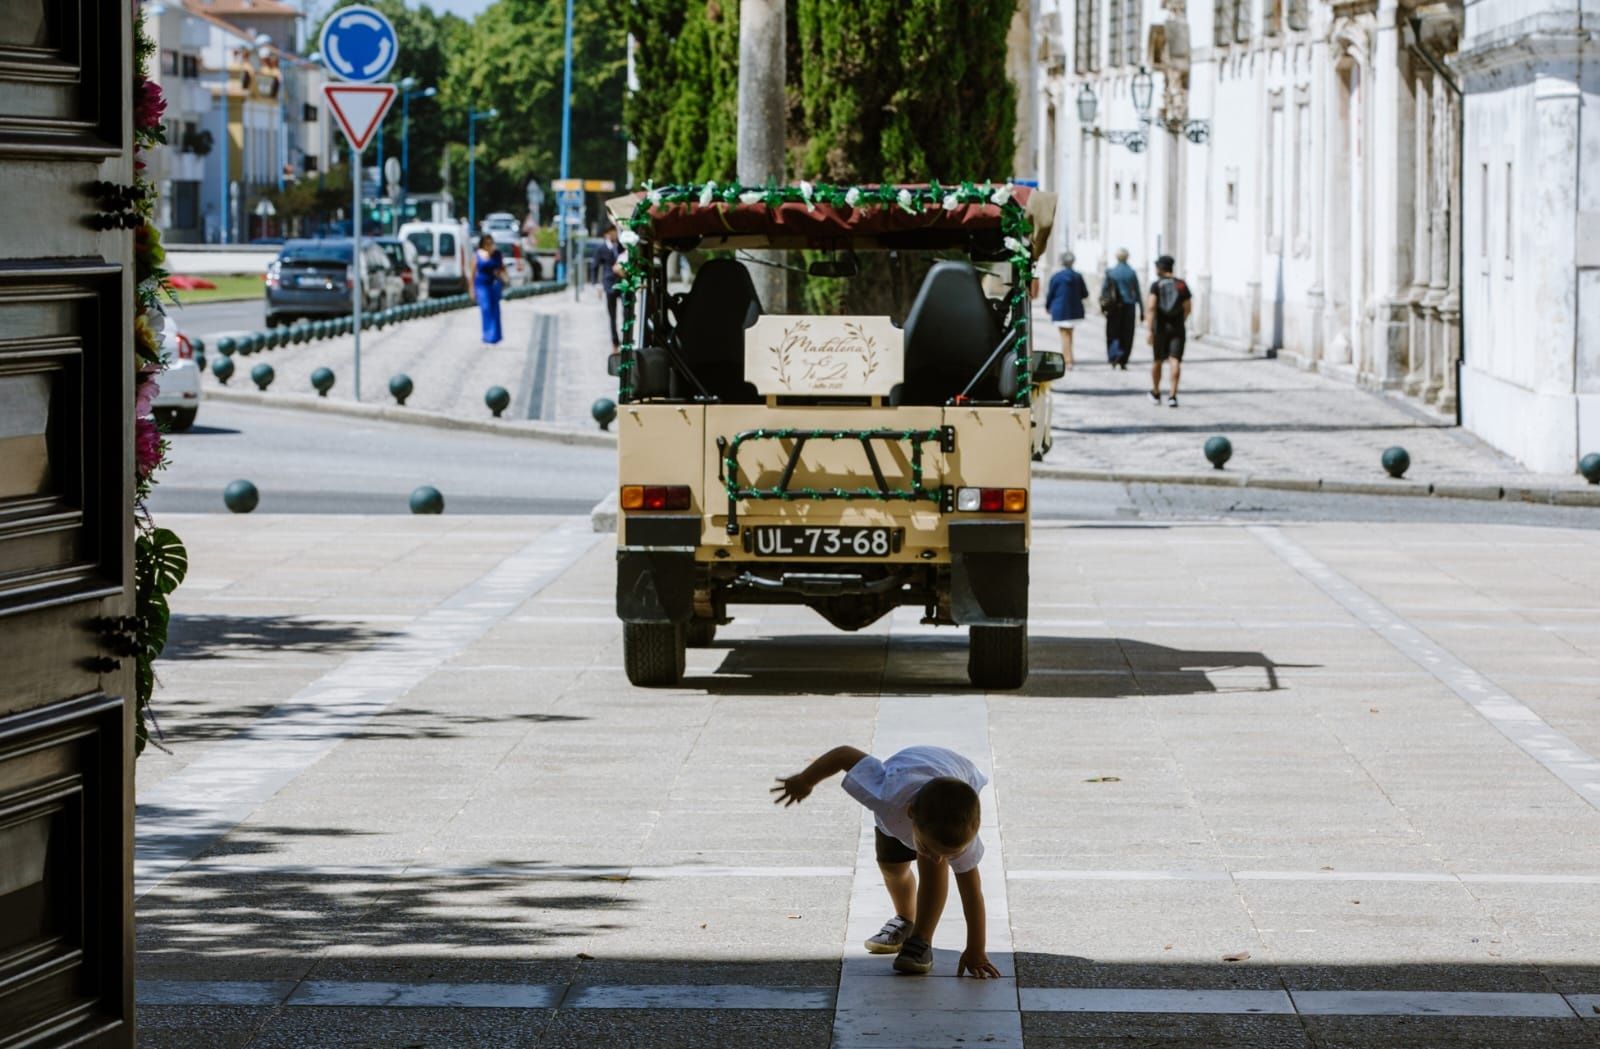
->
[1022, 0, 1597, 475]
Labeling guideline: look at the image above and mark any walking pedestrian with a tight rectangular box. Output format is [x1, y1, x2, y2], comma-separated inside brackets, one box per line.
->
[595, 224, 625, 351]
[1146, 254, 1193, 407]
[1044, 252, 1089, 370]
[473, 233, 506, 345]
[1100, 248, 1142, 369]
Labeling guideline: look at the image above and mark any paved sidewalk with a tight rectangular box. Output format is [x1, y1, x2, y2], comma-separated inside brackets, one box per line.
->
[204, 290, 617, 429]
[1038, 308, 1591, 492]
[135, 513, 1600, 1047]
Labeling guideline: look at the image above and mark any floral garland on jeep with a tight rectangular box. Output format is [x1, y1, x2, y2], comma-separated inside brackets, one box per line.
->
[613, 180, 1036, 405]
[132, 3, 188, 757]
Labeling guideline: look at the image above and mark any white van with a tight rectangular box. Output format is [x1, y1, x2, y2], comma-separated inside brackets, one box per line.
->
[398, 221, 473, 296]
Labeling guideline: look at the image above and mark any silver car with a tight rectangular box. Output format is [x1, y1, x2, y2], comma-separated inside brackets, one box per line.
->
[265, 239, 403, 327]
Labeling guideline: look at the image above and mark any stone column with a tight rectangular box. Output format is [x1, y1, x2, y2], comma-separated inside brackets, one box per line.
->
[1436, 85, 1460, 413]
[1366, 0, 1415, 388]
[1423, 79, 1452, 404]
[1404, 69, 1432, 397]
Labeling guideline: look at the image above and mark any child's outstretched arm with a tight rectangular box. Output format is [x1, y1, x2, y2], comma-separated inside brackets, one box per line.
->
[954, 867, 1002, 978]
[771, 745, 868, 806]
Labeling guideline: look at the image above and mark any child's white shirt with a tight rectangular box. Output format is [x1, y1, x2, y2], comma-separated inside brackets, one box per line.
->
[841, 745, 987, 873]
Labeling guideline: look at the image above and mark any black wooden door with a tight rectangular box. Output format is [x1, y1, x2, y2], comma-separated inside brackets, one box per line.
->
[0, 1, 136, 1046]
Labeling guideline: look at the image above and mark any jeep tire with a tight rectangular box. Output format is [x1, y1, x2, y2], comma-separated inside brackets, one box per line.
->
[685, 617, 717, 648]
[624, 622, 686, 686]
[968, 623, 1028, 689]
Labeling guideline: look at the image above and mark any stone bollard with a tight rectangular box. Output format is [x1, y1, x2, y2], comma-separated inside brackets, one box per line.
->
[484, 385, 510, 418]
[409, 485, 444, 514]
[1580, 453, 1600, 485]
[211, 356, 235, 384]
[1382, 446, 1410, 479]
[223, 479, 259, 513]
[388, 373, 414, 406]
[591, 397, 618, 431]
[311, 367, 336, 397]
[1203, 436, 1232, 470]
[250, 363, 275, 391]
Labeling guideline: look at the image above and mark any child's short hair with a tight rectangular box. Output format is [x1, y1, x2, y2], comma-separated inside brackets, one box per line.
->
[910, 777, 981, 851]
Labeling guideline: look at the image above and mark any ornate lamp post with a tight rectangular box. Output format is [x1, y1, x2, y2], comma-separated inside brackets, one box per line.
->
[1074, 83, 1147, 154]
[1077, 69, 1211, 152]
[467, 107, 498, 230]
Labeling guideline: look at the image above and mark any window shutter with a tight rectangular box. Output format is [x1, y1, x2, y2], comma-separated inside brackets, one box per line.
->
[1214, 0, 1230, 47]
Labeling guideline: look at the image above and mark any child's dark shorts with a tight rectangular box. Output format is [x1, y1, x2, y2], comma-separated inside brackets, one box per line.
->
[875, 827, 917, 864]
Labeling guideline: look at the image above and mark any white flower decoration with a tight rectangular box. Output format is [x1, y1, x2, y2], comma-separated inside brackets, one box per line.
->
[942, 192, 960, 211]
[845, 187, 862, 207]
[619, 229, 640, 246]
[896, 188, 914, 211]
[799, 180, 816, 211]
[739, 190, 764, 205]
[1004, 236, 1027, 255]
[990, 182, 1014, 206]
[699, 181, 717, 206]
[647, 188, 664, 205]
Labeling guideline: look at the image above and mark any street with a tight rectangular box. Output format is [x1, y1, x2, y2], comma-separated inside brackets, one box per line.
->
[167, 297, 268, 340]
[135, 507, 1600, 1048]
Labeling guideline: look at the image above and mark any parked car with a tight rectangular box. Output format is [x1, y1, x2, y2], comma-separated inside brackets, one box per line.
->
[153, 314, 202, 432]
[375, 236, 428, 303]
[399, 221, 472, 295]
[264, 238, 402, 327]
[481, 212, 519, 235]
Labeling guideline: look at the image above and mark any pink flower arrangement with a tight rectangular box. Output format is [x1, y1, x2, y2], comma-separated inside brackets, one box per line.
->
[135, 374, 161, 418]
[135, 416, 163, 482]
[135, 78, 166, 133]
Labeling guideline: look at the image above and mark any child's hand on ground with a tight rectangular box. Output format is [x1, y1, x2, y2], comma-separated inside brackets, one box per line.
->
[957, 949, 1002, 979]
[770, 774, 813, 806]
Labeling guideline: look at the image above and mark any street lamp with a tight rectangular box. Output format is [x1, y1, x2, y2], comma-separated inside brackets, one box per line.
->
[1074, 83, 1146, 154]
[1075, 84, 1098, 125]
[1131, 67, 1155, 118]
[468, 107, 498, 230]
[399, 77, 437, 211]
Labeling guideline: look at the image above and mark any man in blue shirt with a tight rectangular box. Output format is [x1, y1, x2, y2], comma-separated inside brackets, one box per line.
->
[1044, 252, 1090, 370]
[1100, 248, 1142, 370]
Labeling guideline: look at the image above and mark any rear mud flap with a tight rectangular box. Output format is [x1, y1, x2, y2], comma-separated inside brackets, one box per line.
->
[617, 550, 695, 624]
[949, 550, 1029, 626]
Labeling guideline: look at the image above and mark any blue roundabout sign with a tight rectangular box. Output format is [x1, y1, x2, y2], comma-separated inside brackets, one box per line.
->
[319, 5, 399, 84]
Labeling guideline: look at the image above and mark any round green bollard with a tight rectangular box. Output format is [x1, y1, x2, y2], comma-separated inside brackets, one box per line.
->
[1203, 435, 1232, 470]
[190, 336, 206, 357]
[1382, 445, 1410, 479]
[234, 335, 252, 356]
[591, 397, 617, 431]
[223, 479, 259, 513]
[484, 385, 510, 418]
[217, 336, 236, 357]
[211, 355, 235, 384]
[250, 362, 275, 390]
[311, 367, 335, 397]
[389, 373, 413, 406]
[409, 485, 444, 514]
[1579, 453, 1600, 484]
[294, 323, 310, 344]
[194, 351, 206, 373]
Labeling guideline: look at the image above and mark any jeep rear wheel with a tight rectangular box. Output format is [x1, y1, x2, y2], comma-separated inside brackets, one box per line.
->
[624, 622, 686, 686]
[968, 624, 1028, 689]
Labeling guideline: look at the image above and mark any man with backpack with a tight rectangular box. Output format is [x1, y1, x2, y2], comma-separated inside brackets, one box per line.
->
[1100, 248, 1141, 369]
[1147, 255, 1192, 407]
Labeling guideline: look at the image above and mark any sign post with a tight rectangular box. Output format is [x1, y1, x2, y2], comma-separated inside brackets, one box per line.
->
[320, 5, 399, 402]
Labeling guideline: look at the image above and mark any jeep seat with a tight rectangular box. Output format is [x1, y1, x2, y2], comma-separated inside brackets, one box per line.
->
[675, 258, 763, 403]
[896, 261, 1010, 405]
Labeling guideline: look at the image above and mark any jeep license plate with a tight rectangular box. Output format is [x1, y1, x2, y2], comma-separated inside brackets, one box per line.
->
[750, 526, 895, 558]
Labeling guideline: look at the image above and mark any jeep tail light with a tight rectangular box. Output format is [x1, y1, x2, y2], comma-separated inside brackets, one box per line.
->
[621, 485, 691, 511]
[175, 333, 194, 360]
[955, 487, 1026, 512]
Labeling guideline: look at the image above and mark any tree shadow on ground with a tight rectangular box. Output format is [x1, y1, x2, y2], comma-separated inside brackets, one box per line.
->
[1054, 420, 1440, 437]
[165, 615, 403, 661]
[146, 698, 588, 744]
[692, 635, 1311, 698]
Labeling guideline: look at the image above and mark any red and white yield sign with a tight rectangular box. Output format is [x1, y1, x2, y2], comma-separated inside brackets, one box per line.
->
[323, 83, 397, 152]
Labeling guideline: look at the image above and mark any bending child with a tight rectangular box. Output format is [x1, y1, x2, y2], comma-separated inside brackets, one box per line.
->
[773, 745, 1001, 979]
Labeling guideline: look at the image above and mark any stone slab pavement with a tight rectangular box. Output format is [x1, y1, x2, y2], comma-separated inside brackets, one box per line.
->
[1036, 305, 1595, 494]
[135, 511, 1600, 1046]
[202, 289, 617, 430]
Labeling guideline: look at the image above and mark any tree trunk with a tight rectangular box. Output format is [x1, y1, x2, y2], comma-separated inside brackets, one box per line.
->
[738, 0, 787, 311]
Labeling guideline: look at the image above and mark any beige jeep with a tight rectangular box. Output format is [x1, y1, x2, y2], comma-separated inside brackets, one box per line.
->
[607, 183, 1061, 688]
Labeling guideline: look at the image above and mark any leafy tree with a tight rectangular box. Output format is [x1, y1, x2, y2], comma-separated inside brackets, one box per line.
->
[312, 1, 469, 197]
[620, 0, 739, 184]
[444, 0, 627, 222]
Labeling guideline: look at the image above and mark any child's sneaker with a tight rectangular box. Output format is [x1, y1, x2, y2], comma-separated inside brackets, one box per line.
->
[892, 934, 934, 974]
[864, 915, 912, 954]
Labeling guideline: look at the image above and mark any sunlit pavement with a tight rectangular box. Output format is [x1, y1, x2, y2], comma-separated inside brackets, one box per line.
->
[135, 513, 1600, 1047]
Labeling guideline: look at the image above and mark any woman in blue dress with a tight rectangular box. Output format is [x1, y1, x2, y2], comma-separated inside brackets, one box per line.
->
[473, 233, 506, 344]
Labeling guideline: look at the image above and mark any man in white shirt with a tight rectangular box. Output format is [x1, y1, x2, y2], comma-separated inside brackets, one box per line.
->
[773, 744, 1000, 977]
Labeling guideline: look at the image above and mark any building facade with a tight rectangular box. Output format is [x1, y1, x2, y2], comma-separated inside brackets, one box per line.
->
[1025, 0, 1598, 474]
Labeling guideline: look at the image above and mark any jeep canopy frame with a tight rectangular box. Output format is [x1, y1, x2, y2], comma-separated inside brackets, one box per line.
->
[606, 181, 1057, 408]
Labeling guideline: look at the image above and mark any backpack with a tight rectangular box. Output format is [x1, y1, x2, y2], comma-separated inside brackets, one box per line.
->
[1154, 277, 1188, 325]
[1098, 281, 1119, 316]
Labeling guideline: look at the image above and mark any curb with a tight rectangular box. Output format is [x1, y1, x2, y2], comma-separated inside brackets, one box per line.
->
[590, 490, 618, 534]
[1030, 463, 1600, 507]
[204, 386, 619, 449]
